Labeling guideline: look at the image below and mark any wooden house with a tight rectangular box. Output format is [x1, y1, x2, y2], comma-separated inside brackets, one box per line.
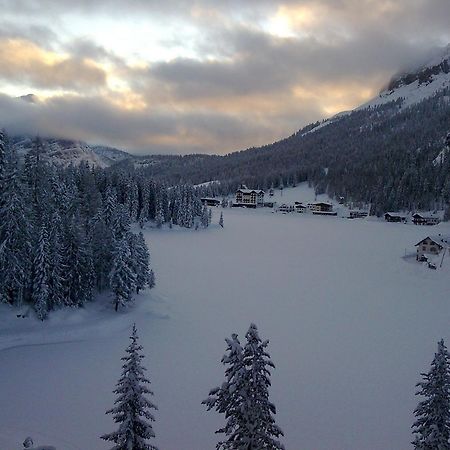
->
[201, 197, 221, 207]
[384, 212, 407, 223]
[307, 201, 336, 215]
[349, 210, 369, 219]
[415, 235, 450, 259]
[307, 202, 333, 213]
[294, 202, 307, 213]
[278, 204, 294, 213]
[412, 213, 441, 226]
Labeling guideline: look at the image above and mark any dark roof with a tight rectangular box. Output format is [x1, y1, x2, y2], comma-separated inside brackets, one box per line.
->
[236, 189, 264, 194]
[415, 235, 450, 247]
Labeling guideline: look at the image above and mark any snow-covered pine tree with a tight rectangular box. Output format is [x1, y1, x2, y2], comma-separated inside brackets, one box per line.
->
[219, 211, 224, 228]
[412, 339, 450, 450]
[203, 324, 285, 450]
[110, 237, 136, 311]
[148, 269, 155, 289]
[155, 202, 164, 228]
[113, 204, 132, 241]
[101, 324, 158, 450]
[0, 137, 31, 306]
[103, 186, 118, 228]
[47, 212, 66, 310]
[201, 204, 209, 228]
[131, 232, 152, 294]
[208, 208, 213, 225]
[203, 333, 245, 448]
[32, 225, 51, 320]
[62, 217, 95, 307]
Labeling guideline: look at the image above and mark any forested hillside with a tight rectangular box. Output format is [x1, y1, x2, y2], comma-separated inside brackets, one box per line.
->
[0, 132, 210, 319]
[133, 90, 450, 215]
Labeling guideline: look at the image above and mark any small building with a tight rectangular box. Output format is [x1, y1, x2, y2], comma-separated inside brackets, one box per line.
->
[384, 212, 407, 223]
[234, 186, 264, 208]
[307, 202, 333, 213]
[294, 202, 307, 213]
[307, 202, 336, 215]
[201, 197, 221, 207]
[349, 210, 369, 219]
[278, 204, 294, 213]
[412, 213, 441, 226]
[415, 234, 450, 260]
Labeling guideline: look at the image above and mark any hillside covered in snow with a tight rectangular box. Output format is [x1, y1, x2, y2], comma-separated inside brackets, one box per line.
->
[127, 45, 450, 215]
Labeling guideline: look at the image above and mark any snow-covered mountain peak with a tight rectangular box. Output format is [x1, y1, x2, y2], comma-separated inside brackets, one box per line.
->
[12, 136, 132, 168]
[358, 44, 450, 111]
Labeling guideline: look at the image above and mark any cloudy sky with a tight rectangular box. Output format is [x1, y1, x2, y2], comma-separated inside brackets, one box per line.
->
[0, 0, 448, 155]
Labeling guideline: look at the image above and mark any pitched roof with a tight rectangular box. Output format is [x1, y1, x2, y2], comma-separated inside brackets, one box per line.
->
[385, 212, 407, 217]
[236, 188, 264, 194]
[415, 235, 450, 247]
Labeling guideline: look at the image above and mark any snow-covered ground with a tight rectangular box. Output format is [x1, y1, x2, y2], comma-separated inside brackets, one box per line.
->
[1, 184, 450, 450]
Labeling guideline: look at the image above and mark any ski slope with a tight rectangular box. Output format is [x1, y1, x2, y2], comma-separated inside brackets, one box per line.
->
[0, 185, 450, 450]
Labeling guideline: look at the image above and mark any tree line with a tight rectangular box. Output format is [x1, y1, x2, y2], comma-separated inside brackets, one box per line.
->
[129, 89, 450, 217]
[0, 131, 212, 319]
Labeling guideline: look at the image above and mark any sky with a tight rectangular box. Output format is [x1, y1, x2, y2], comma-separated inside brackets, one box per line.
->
[0, 0, 449, 155]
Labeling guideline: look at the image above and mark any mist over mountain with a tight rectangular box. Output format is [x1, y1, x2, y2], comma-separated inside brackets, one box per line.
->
[8, 45, 450, 215]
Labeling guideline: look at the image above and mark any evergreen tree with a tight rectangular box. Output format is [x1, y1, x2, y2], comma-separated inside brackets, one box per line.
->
[62, 218, 95, 307]
[132, 232, 152, 294]
[148, 269, 155, 289]
[219, 211, 224, 228]
[201, 204, 209, 228]
[110, 238, 136, 311]
[203, 324, 284, 450]
[32, 225, 51, 320]
[0, 137, 31, 306]
[47, 212, 67, 310]
[413, 339, 450, 450]
[101, 324, 158, 450]
[155, 203, 164, 228]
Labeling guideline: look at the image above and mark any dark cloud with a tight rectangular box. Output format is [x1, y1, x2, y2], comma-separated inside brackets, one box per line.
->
[0, 93, 293, 154]
[0, 0, 448, 154]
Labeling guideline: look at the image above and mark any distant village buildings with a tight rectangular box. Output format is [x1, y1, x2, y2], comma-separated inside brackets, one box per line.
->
[384, 211, 442, 225]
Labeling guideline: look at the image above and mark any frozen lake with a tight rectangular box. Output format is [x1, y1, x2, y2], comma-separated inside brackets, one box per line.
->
[1, 188, 449, 450]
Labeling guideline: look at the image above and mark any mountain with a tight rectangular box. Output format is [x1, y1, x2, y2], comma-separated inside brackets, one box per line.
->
[12, 136, 132, 168]
[129, 45, 450, 215]
[8, 45, 450, 214]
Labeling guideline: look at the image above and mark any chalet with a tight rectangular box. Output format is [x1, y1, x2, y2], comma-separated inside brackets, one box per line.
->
[307, 201, 333, 213]
[307, 201, 337, 215]
[294, 202, 307, 213]
[384, 212, 407, 223]
[201, 197, 221, 207]
[412, 213, 441, 226]
[415, 234, 450, 260]
[349, 210, 369, 219]
[278, 204, 294, 213]
[234, 186, 264, 208]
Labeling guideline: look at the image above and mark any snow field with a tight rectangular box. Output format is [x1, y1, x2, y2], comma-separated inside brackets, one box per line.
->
[0, 184, 449, 450]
